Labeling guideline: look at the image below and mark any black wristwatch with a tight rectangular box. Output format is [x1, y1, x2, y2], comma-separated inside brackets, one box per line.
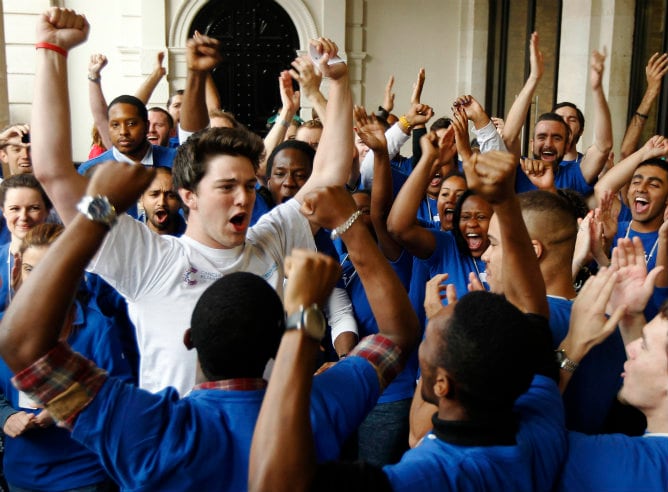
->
[285, 304, 326, 342]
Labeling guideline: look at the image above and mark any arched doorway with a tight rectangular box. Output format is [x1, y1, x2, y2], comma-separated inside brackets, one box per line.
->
[189, 0, 300, 135]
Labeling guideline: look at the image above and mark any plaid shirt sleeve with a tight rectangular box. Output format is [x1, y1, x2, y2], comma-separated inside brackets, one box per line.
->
[348, 334, 404, 392]
[11, 341, 108, 430]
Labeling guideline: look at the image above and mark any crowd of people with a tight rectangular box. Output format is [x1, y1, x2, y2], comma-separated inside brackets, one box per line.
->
[0, 6, 665, 491]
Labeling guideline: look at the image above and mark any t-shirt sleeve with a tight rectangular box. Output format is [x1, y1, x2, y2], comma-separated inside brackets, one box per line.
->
[249, 198, 316, 259]
[88, 214, 176, 301]
[348, 334, 404, 391]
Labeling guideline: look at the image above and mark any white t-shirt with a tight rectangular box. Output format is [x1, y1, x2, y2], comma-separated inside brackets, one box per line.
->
[89, 199, 315, 395]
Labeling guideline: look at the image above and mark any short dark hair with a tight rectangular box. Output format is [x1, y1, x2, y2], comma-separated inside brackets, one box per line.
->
[535, 112, 571, 141]
[552, 102, 585, 131]
[108, 95, 148, 123]
[265, 139, 316, 180]
[519, 190, 578, 247]
[167, 90, 184, 109]
[635, 157, 668, 178]
[434, 291, 535, 419]
[556, 188, 589, 220]
[0, 173, 52, 210]
[148, 107, 174, 129]
[173, 127, 265, 196]
[190, 272, 285, 380]
[430, 117, 452, 132]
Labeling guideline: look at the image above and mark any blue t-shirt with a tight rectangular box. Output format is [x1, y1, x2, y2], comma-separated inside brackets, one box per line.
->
[614, 221, 663, 320]
[419, 230, 487, 304]
[547, 296, 626, 434]
[338, 247, 417, 403]
[383, 375, 567, 491]
[0, 242, 12, 316]
[0, 300, 133, 491]
[515, 160, 593, 195]
[558, 432, 668, 491]
[71, 355, 381, 491]
[77, 146, 177, 219]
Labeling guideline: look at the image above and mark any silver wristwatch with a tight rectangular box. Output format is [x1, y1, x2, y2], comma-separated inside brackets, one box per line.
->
[77, 195, 117, 228]
[285, 304, 326, 342]
[555, 349, 578, 373]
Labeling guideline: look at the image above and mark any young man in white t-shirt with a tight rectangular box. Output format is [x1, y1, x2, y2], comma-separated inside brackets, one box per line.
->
[31, 8, 354, 395]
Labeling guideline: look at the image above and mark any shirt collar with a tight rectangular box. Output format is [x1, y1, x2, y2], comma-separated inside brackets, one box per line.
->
[192, 378, 267, 392]
[429, 409, 518, 447]
[111, 144, 153, 165]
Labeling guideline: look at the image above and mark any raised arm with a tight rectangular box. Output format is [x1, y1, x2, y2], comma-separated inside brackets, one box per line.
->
[257, 70, 300, 181]
[31, 8, 90, 224]
[87, 53, 112, 150]
[290, 55, 326, 124]
[579, 49, 613, 184]
[293, 39, 352, 203]
[353, 106, 402, 261]
[302, 186, 420, 353]
[465, 149, 549, 317]
[620, 53, 668, 159]
[594, 135, 668, 200]
[502, 32, 543, 153]
[179, 32, 221, 133]
[386, 131, 443, 258]
[0, 161, 154, 373]
[249, 250, 341, 492]
[134, 51, 166, 104]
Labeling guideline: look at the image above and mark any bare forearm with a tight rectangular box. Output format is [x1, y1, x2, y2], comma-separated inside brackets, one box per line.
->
[305, 90, 327, 125]
[370, 149, 402, 261]
[620, 90, 659, 158]
[88, 80, 112, 149]
[580, 88, 613, 183]
[496, 197, 549, 317]
[249, 332, 317, 492]
[32, 51, 87, 224]
[342, 223, 419, 353]
[0, 215, 107, 373]
[205, 73, 221, 112]
[387, 155, 431, 235]
[134, 70, 164, 105]
[502, 76, 539, 148]
[296, 76, 353, 200]
[180, 71, 209, 132]
[259, 107, 295, 179]
[595, 147, 648, 198]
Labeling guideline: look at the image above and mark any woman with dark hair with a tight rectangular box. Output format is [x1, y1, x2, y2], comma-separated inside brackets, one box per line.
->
[0, 223, 133, 492]
[388, 132, 492, 306]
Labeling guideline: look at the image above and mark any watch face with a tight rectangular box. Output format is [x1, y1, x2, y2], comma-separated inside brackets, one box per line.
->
[302, 306, 326, 341]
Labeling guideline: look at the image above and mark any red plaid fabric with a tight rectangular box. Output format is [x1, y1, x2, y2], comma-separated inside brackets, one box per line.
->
[349, 334, 404, 391]
[12, 342, 107, 429]
[193, 378, 267, 391]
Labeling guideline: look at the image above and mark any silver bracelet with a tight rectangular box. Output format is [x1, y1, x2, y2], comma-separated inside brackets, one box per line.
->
[330, 210, 363, 240]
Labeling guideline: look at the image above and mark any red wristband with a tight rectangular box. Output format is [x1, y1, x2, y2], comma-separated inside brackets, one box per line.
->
[35, 42, 68, 58]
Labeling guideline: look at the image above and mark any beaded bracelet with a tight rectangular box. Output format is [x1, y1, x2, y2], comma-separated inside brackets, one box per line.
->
[330, 209, 363, 240]
[398, 115, 413, 132]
